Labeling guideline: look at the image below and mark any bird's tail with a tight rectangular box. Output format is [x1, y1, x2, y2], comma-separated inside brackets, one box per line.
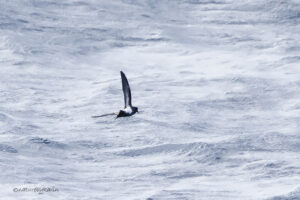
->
[92, 112, 118, 118]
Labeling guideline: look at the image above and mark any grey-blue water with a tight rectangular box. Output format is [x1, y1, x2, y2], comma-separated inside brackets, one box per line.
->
[1, 0, 300, 199]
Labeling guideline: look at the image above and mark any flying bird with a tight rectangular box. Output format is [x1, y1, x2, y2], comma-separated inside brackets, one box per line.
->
[92, 71, 138, 119]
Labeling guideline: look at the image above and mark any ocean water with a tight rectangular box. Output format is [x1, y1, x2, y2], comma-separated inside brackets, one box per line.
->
[0, 0, 300, 199]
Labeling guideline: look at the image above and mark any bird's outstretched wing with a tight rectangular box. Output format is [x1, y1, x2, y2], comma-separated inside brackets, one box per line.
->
[120, 71, 132, 108]
[91, 112, 118, 118]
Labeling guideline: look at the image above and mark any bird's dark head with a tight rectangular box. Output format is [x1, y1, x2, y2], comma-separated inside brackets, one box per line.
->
[132, 107, 138, 113]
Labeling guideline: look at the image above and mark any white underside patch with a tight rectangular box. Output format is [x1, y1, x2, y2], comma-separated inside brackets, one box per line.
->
[122, 107, 132, 114]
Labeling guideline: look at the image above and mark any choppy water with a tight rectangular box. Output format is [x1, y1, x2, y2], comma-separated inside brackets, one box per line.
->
[1, 0, 300, 199]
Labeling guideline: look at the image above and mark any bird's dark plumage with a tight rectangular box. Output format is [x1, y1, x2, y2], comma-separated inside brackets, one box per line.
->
[120, 71, 132, 108]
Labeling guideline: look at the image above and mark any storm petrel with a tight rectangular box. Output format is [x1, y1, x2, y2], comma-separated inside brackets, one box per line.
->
[92, 71, 138, 118]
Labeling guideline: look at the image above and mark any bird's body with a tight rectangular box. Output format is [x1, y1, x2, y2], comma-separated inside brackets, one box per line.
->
[92, 71, 138, 119]
[117, 106, 138, 118]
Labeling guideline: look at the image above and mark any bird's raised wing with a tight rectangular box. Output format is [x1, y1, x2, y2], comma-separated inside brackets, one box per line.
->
[120, 71, 132, 108]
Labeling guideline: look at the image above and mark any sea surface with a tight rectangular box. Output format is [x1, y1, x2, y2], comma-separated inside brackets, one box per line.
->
[0, 0, 300, 199]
